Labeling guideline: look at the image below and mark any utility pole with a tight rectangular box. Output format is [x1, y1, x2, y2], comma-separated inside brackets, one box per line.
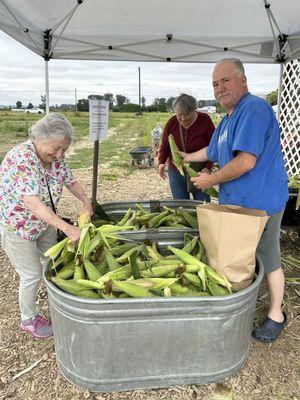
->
[138, 66, 142, 113]
[74, 88, 78, 112]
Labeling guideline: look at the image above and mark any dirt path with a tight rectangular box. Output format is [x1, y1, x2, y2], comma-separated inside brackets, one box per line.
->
[0, 166, 299, 400]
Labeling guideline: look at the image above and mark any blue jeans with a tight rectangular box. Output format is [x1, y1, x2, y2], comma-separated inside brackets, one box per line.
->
[168, 168, 210, 201]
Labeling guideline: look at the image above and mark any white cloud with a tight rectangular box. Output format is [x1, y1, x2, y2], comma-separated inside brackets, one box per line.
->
[0, 31, 280, 107]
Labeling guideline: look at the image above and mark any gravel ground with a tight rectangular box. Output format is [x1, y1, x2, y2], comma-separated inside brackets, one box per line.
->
[0, 165, 299, 400]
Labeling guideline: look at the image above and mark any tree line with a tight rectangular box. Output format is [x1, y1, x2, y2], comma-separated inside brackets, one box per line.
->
[10, 89, 278, 113]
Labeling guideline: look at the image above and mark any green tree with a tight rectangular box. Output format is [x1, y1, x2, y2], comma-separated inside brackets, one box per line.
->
[103, 93, 114, 109]
[27, 102, 34, 109]
[266, 89, 278, 106]
[39, 94, 46, 110]
[153, 97, 167, 112]
[16, 100, 22, 109]
[215, 102, 226, 113]
[141, 96, 146, 108]
[166, 96, 175, 111]
[77, 98, 89, 111]
[115, 95, 129, 107]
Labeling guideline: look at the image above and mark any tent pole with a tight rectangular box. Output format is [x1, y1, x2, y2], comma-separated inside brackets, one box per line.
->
[277, 63, 283, 120]
[92, 140, 99, 211]
[45, 59, 50, 114]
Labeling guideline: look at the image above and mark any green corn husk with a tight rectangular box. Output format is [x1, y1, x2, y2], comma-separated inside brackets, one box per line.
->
[205, 264, 232, 293]
[56, 260, 76, 279]
[207, 281, 230, 296]
[140, 264, 183, 278]
[50, 277, 100, 298]
[110, 242, 138, 257]
[117, 207, 132, 226]
[184, 163, 219, 198]
[44, 237, 69, 260]
[73, 264, 85, 280]
[168, 134, 184, 175]
[167, 246, 207, 269]
[128, 250, 141, 279]
[181, 235, 199, 254]
[111, 280, 153, 298]
[116, 244, 146, 263]
[183, 272, 202, 289]
[146, 244, 163, 261]
[147, 210, 170, 228]
[83, 259, 102, 281]
[177, 207, 198, 229]
[76, 278, 104, 290]
[103, 248, 121, 271]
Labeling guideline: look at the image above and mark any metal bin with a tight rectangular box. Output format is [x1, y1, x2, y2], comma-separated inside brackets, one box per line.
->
[45, 231, 263, 393]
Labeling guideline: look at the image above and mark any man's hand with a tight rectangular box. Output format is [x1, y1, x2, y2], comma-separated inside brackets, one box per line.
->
[178, 151, 190, 163]
[191, 170, 216, 190]
[158, 164, 167, 179]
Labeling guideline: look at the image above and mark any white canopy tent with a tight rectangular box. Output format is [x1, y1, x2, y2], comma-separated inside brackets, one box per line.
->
[0, 0, 299, 186]
[1, 0, 300, 63]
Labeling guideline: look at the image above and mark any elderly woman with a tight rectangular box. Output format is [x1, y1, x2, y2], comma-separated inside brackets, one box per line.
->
[0, 113, 93, 339]
[158, 94, 215, 200]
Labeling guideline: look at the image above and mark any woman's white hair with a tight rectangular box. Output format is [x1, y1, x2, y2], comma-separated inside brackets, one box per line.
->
[29, 113, 74, 143]
[172, 93, 197, 114]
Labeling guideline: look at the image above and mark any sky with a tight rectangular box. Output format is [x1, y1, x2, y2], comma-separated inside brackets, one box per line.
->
[0, 30, 281, 108]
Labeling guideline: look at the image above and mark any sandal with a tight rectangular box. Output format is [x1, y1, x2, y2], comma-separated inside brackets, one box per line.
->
[252, 312, 287, 343]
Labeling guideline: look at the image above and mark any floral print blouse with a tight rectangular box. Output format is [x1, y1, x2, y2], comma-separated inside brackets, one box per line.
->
[0, 140, 76, 240]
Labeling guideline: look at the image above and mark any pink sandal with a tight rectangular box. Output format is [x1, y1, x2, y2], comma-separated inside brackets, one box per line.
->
[20, 315, 53, 339]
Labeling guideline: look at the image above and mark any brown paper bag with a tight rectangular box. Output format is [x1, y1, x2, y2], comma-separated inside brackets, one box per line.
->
[196, 204, 269, 290]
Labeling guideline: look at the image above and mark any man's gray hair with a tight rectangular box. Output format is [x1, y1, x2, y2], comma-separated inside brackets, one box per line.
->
[218, 58, 245, 76]
[173, 93, 197, 114]
[29, 113, 74, 143]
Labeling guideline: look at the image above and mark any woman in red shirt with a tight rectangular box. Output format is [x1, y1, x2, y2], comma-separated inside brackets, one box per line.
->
[158, 93, 215, 200]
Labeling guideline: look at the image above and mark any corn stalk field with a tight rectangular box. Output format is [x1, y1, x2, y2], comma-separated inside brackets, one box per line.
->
[0, 111, 299, 400]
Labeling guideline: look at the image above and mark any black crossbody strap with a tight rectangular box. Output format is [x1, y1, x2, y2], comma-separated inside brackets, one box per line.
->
[45, 177, 57, 214]
[178, 124, 186, 152]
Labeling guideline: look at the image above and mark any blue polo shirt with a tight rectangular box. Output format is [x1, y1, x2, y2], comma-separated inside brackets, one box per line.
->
[206, 93, 288, 215]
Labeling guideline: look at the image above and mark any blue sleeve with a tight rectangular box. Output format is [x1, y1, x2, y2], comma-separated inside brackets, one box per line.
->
[206, 125, 220, 162]
[232, 111, 269, 157]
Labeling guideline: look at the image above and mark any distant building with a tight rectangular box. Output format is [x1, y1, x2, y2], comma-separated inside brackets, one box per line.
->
[197, 106, 216, 114]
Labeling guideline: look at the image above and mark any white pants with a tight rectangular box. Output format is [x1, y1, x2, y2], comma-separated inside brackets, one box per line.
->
[1, 225, 57, 321]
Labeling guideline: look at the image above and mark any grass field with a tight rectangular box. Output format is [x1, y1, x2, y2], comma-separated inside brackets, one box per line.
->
[0, 111, 221, 178]
[0, 111, 172, 170]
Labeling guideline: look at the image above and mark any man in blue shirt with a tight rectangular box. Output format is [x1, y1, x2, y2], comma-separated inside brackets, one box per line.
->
[181, 58, 289, 343]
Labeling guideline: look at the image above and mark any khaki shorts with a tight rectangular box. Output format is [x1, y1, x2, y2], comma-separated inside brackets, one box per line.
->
[256, 209, 285, 273]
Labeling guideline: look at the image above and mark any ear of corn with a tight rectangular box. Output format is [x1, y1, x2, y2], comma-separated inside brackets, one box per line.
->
[44, 237, 69, 260]
[141, 264, 182, 278]
[84, 259, 102, 281]
[128, 250, 141, 279]
[208, 281, 230, 296]
[103, 248, 121, 271]
[112, 280, 153, 298]
[74, 264, 85, 280]
[50, 277, 100, 298]
[56, 261, 76, 280]
[117, 207, 132, 226]
[168, 134, 184, 175]
[184, 163, 219, 198]
[78, 211, 90, 228]
[205, 264, 232, 293]
[183, 272, 202, 288]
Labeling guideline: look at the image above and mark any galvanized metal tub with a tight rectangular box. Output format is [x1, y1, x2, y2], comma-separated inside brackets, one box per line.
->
[45, 231, 264, 393]
[99, 199, 201, 232]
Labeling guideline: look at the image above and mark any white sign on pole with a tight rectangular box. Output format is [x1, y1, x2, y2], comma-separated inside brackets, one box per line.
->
[88, 99, 109, 142]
